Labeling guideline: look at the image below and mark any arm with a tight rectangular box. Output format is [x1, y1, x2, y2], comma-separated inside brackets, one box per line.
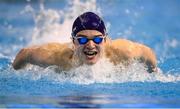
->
[13, 48, 32, 69]
[135, 42, 157, 73]
[12, 43, 74, 70]
[105, 39, 157, 73]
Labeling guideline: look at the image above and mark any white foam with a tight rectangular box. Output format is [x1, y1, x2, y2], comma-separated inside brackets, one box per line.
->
[21, 0, 100, 45]
[9, 58, 180, 85]
[8, 0, 180, 84]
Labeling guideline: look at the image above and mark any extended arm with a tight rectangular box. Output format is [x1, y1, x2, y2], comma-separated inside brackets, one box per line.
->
[12, 43, 73, 70]
[134, 42, 157, 72]
[105, 39, 157, 73]
[13, 48, 32, 69]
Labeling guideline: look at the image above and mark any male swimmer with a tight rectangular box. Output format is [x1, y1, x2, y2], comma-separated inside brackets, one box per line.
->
[13, 12, 157, 73]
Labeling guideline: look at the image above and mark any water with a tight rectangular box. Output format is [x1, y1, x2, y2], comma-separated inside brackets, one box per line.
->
[0, 0, 180, 108]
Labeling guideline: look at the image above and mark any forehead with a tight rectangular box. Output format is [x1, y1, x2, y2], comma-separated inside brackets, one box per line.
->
[76, 30, 103, 37]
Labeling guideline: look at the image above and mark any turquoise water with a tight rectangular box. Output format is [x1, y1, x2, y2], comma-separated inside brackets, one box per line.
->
[0, 0, 180, 108]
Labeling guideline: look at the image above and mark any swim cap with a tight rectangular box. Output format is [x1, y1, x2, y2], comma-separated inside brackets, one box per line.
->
[72, 12, 106, 37]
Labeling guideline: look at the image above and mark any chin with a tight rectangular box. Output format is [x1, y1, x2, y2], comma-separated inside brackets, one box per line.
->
[85, 60, 98, 65]
[84, 56, 99, 65]
[79, 51, 101, 65]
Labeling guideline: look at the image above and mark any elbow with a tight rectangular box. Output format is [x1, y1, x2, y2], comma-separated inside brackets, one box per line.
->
[12, 48, 30, 70]
[12, 56, 27, 70]
[12, 62, 23, 70]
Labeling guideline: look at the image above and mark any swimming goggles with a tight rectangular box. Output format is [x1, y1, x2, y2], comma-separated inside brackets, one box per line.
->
[73, 35, 105, 45]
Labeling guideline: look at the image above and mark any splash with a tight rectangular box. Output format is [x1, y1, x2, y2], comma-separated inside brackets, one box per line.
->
[5, 58, 179, 85]
[21, 0, 100, 45]
[3, 0, 179, 84]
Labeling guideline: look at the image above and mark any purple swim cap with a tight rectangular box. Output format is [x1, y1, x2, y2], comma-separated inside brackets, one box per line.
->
[72, 12, 106, 37]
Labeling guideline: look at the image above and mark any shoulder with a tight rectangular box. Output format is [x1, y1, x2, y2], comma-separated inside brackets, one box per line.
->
[38, 42, 74, 58]
[27, 42, 73, 53]
[110, 39, 135, 48]
[33, 42, 74, 70]
[109, 39, 155, 57]
[105, 39, 136, 53]
[38, 42, 71, 50]
[104, 39, 134, 64]
[29, 42, 74, 63]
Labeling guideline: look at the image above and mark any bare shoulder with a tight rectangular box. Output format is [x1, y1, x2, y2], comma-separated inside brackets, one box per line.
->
[111, 39, 133, 46]
[111, 39, 141, 50]
[28, 42, 70, 60]
[33, 42, 71, 51]
[107, 39, 156, 59]
[13, 42, 74, 70]
[104, 39, 134, 64]
[30, 42, 74, 67]
[105, 38, 157, 72]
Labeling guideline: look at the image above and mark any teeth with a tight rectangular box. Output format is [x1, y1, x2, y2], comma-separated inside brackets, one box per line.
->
[84, 51, 97, 55]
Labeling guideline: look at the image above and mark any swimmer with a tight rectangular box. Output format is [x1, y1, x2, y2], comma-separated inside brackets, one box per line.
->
[13, 12, 157, 73]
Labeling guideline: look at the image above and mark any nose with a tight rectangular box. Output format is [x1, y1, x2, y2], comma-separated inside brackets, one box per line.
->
[86, 40, 95, 49]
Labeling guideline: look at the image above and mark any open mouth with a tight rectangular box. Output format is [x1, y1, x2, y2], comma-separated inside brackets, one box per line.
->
[84, 51, 98, 59]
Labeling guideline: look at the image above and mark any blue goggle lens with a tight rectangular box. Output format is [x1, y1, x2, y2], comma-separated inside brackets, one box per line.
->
[77, 36, 104, 45]
[93, 37, 103, 44]
[77, 37, 88, 44]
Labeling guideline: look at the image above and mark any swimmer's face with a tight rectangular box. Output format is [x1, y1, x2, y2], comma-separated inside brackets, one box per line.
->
[73, 30, 106, 65]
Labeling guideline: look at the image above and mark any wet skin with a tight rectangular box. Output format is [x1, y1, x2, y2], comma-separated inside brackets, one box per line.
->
[73, 30, 105, 65]
[13, 30, 157, 73]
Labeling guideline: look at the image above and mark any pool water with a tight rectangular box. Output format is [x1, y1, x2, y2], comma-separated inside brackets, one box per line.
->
[0, 0, 180, 108]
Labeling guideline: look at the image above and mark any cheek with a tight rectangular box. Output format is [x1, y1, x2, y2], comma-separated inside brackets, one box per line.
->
[97, 45, 105, 57]
[96, 44, 104, 52]
[74, 42, 79, 48]
[74, 46, 85, 57]
[74, 42, 83, 50]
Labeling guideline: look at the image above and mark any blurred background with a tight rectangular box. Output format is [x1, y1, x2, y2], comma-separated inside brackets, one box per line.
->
[0, 0, 180, 71]
[0, 0, 180, 108]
